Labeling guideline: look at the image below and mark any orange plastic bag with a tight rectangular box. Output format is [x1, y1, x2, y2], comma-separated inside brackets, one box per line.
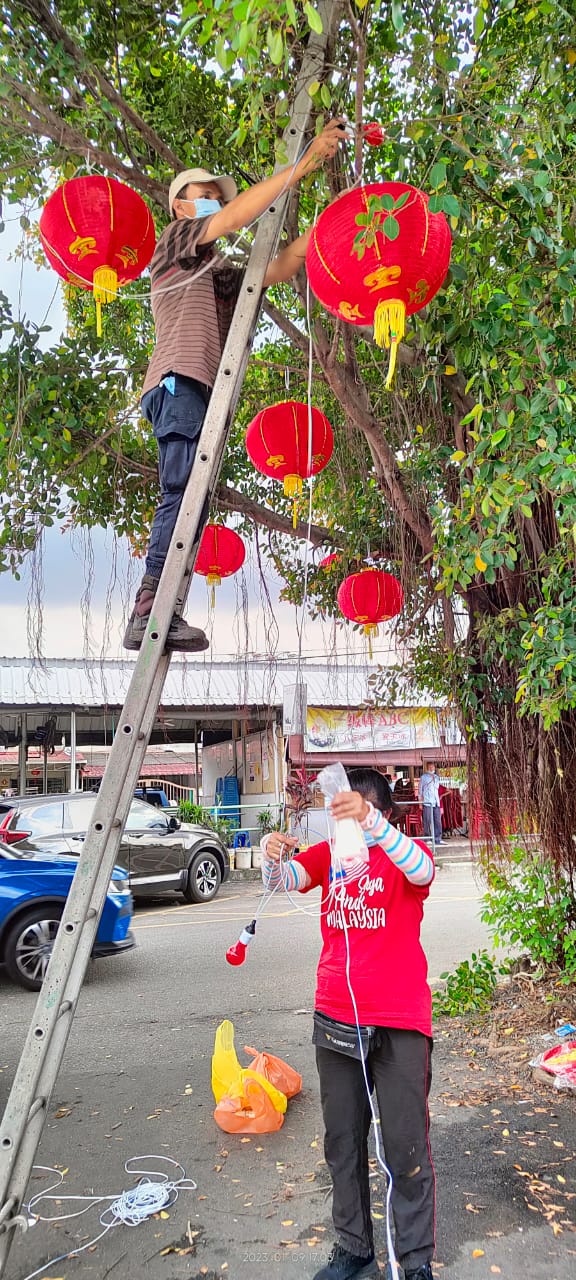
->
[244, 1045, 302, 1099]
[214, 1078, 285, 1134]
[212, 1020, 287, 1113]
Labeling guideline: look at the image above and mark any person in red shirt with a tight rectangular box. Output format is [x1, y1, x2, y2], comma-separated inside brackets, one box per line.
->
[261, 769, 435, 1280]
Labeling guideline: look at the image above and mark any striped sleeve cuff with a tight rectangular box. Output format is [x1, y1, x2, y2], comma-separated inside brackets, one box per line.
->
[260, 835, 310, 891]
[363, 808, 434, 885]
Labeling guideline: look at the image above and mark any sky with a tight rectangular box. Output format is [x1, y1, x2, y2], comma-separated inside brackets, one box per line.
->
[0, 209, 399, 666]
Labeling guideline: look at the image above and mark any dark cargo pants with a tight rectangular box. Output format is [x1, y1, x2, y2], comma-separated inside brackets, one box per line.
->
[316, 1027, 435, 1272]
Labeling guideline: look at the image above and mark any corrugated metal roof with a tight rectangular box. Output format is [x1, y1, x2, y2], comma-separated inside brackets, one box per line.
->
[0, 656, 437, 712]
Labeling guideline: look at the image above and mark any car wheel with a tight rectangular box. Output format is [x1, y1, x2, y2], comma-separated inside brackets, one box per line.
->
[184, 850, 222, 903]
[4, 906, 63, 991]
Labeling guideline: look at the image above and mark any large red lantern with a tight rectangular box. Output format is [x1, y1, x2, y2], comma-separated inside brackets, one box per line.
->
[195, 524, 246, 605]
[306, 182, 451, 388]
[39, 176, 155, 335]
[337, 569, 404, 655]
[245, 401, 334, 527]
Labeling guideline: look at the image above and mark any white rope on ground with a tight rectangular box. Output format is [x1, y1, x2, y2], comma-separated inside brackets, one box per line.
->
[22, 1155, 196, 1280]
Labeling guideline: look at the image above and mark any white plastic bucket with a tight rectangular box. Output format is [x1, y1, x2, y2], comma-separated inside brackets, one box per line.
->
[235, 847, 252, 870]
[251, 846, 262, 869]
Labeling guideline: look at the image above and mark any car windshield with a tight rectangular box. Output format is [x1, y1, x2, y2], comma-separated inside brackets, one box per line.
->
[68, 795, 170, 832]
[124, 799, 171, 831]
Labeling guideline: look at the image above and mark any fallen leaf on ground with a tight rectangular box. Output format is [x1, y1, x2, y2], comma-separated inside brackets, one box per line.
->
[490, 1267, 501, 1273]
[472, 1249, 485, 1258]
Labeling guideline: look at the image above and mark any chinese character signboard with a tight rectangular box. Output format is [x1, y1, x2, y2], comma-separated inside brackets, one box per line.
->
[305, 707, 445, 753]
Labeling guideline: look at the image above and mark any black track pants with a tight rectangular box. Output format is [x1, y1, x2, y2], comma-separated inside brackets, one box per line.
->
[315, 1027, 435, 1272]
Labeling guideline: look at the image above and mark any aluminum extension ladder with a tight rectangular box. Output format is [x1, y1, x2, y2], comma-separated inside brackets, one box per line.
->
[0, 3, 342, 1270]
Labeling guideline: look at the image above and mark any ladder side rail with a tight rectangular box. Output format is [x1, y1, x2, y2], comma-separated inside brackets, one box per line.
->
[0, 5, 342, 1267]
[0, 664, 168, 1263]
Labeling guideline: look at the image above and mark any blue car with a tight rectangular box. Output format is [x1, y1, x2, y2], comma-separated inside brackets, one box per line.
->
[0, 842, 134, 991]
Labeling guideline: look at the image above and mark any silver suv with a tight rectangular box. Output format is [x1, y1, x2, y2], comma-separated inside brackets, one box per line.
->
[0, 794, 230, 903]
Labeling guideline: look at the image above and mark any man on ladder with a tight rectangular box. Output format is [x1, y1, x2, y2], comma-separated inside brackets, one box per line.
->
[124, 118, 345, 653]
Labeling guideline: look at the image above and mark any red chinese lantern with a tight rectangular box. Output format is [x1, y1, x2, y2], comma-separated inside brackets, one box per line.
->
[337, 569, 404, 656]
[39, 176, 155, 335]
[306, 182, 451, 388]
[318, 552, 341, 571]
[245, 401, 334, 527]
[362, 122, 386, 147]
[195, 524, 246, 605]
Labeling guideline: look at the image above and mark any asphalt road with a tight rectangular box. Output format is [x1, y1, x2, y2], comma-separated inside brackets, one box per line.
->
[1, 864, 575, 1280]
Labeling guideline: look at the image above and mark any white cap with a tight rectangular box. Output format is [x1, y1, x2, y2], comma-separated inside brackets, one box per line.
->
[168, 167, 237, 216]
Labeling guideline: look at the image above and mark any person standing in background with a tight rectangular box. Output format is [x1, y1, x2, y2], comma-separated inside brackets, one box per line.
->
[418, 763, 443, 846]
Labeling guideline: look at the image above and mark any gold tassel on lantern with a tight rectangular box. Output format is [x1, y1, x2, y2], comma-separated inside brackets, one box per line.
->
[93, 265, 118, 336]
[373, 299, 406, 390]
[283, 474, 303, 529]
[206, 571, 222, 610]
[363, 622, 378, 660]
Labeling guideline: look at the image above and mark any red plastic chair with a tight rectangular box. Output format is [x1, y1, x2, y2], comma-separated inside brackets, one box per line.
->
[405, 808, 423, 838]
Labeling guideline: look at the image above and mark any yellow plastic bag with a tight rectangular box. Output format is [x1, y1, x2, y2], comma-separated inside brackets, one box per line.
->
[211, 1020, 287, 1113]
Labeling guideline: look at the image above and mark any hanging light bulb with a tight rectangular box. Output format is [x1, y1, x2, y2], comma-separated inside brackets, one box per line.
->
[226, 919, 257, 966]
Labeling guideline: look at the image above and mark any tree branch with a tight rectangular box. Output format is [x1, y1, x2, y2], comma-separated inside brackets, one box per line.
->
[215, 484, 338, 548]
[20, 0, 182, 173]
[6, 80, 167, 207]
[262, 298, 309, 354]
[312, 322, 435, 554]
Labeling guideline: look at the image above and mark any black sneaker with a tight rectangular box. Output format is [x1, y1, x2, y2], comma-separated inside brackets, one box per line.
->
[405, 1264, 434, 1280]
[313, 1243, 378, 1280]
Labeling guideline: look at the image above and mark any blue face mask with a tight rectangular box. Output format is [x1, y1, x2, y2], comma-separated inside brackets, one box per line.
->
[193, 197, 221, 218]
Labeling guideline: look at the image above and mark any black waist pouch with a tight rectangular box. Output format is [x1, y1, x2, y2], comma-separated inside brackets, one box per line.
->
[312, 1010, 376, 1060]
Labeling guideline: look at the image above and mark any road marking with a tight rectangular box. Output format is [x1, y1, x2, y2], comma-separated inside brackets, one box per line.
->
[131, 907, 311, 931]
[427, 895, 479, 903]
[135, 892, 245, 919]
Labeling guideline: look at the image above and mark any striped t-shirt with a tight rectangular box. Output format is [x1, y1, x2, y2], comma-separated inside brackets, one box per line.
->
[142, 218, 244, 397]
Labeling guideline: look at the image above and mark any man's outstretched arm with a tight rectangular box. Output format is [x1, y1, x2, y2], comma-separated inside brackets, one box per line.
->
[197, 118, 344, 246]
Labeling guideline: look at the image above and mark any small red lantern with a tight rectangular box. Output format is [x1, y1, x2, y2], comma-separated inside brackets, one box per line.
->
[362, 122, 386, 147]
[39, 176, 155, 335]
[319, 552, 341, 571]
[245, 401, 334, 527]
[306, 182, 451, 388]
[337, 569, 404, 656]
[195, 525, 246, 605]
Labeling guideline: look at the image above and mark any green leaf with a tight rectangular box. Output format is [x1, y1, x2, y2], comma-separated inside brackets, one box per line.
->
[267, 26, 284, 66]
[307, 79, 320, 97]
[429, 161, 447, 190]
[320, 82, 332, 109]
[382, 215, 400, 240]
[304, 3, 323, 34]
[474, 8, 485, 41]
[428, 194, 443, 213]
[490, 428, 507, 446]
[391, 1, 405, 33]
[441, 194, 460, 218]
